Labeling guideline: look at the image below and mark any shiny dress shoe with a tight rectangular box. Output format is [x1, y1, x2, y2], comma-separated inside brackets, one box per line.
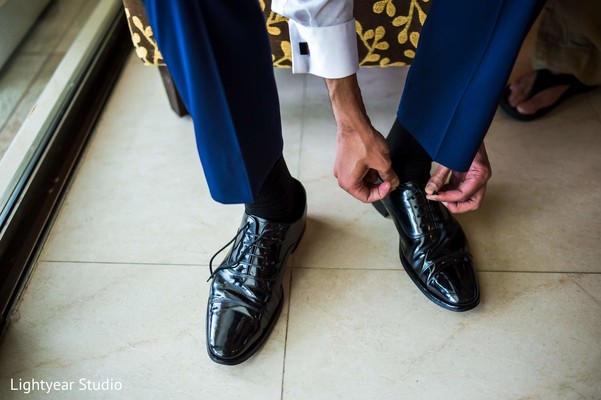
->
[373, 181, 479, 311]
[206, 210, 306, 365]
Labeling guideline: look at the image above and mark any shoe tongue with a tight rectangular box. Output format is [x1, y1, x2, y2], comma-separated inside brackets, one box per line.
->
[242, 214, 270, 238]
[242, 215, 284, 246]
[246, 214, 261, 232]
[401, 185, 449, 232]
[399, 182, 426, 203]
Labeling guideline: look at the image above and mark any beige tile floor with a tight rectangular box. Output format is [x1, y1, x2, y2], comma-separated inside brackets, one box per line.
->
[0, 53, 600, 399]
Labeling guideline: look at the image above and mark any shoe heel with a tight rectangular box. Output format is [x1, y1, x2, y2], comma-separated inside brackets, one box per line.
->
[372, 200, 389, 218]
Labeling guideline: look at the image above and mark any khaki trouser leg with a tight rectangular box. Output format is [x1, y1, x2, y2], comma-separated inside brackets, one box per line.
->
[533, 0, 601, 85]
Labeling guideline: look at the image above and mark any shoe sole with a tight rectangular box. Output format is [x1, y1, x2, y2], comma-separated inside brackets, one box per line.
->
[374, 200, 480, 312]
[207, 223, 306, 366]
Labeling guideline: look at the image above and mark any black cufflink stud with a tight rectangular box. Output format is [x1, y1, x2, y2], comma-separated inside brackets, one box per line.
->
[299, 42, 309, 55]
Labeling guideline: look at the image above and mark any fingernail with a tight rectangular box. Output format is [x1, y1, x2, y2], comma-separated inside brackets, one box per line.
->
[425, 183, 437, 195]
[442, 202, 448, 208]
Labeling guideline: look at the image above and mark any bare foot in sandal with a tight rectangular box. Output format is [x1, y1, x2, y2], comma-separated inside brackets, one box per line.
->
[499, 69, 597, 121]
[507, 71, 570, 116]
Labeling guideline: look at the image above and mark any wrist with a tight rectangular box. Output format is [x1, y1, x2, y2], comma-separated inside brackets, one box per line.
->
[325, 75, 372, 133]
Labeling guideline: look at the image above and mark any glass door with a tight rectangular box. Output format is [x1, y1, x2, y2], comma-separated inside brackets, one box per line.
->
[0, 0, 129, 329]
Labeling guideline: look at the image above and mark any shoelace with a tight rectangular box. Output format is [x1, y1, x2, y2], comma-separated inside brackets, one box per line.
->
[207, 221, 283, 282]
[409, 191, 436, 230]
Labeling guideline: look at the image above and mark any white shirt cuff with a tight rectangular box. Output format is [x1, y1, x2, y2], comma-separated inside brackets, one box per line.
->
[287, 19, 359, 79]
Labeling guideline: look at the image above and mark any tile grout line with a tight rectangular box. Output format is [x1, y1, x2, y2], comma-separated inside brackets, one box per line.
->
[279, 257, 295, 400]
[477, 269, 601, 275]
[289, 266, 601, 275]
[280, 75, 307, 400]
[39, 259, 212, 268]
[37, 260, 601, 275]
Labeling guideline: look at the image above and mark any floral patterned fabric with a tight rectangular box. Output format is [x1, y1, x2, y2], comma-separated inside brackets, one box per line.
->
[262, 0, 431, 67]
[123, 0, 164, 66]
[122, 0, 431, 68]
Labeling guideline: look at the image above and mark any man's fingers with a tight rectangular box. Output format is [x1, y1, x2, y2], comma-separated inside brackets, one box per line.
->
[425, 142, 491, 213]
[428, 175, 487, 213]
[443, 195, 481, 213]
[373, 180, 392, 201]
[378, 167, 400, 190]
[438, 186, 486, 213]
[425, 165, 451, 195]
[448, 173, 463, 188]
[337, 167, 393, 203]
[427, 177, 480, 203]
[443, 201, 468, 214]
[365, 169, 380, 184]
[345, 180, 391, 203]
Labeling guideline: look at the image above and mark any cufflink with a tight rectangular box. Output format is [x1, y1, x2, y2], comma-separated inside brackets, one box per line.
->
[299, 42, 309, 55]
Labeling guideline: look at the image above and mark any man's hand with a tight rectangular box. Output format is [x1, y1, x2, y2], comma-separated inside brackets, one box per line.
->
[326, 75, 399, 202]
[334, 125, 399, 202]
[424, 143, 492, 213]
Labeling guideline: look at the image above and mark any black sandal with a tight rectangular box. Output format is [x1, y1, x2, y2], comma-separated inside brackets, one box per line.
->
[499, 69, 597, 122]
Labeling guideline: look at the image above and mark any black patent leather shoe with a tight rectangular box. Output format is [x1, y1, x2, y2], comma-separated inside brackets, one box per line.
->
[206, 210, 305, 365]
[373, 181, 479, 311]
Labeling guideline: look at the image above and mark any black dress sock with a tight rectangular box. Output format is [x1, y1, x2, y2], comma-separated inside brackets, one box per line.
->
[244, 156, 306, 223]
[386, 118, 433, 185]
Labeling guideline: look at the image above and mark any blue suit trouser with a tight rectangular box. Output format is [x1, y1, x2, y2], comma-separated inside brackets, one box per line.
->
[143, 0, 544, 204]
